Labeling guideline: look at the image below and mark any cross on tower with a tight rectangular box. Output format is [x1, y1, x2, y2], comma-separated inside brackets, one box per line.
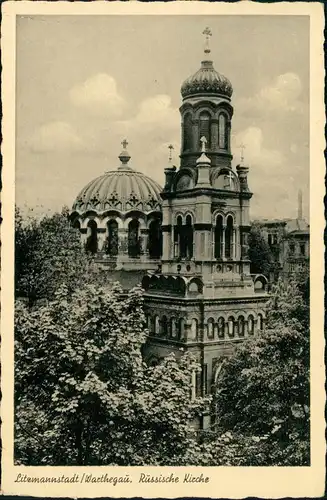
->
[224, 170, 233, 189]
[202, 27, 212, 54]
[239, 143, 246, 163]
[200, 136, 207, 153]
[168, 144, 174, 162]
[121, 139, 128, 149]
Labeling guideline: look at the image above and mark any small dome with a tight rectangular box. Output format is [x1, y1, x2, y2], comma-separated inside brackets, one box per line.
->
[181, 60, 233, 100]
[72, 143, 162, 214]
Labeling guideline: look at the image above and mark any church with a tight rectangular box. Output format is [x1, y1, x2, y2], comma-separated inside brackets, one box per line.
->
[71, 29, 269, 429]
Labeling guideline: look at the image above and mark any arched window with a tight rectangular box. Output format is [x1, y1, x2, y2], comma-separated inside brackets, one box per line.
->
[161, 315, 168, 336]
[185, 214, 194, 259]
[258, 313, 264, 331]
[248, 315, 254, 335]
[199, 111, 211, 149]
[190, 319, 198, 341]
[86, 220, 98, 254]
[171, 317, 177, 338]
[228, 316, 235, 337]
[183, 113, 193, 151]
[154, 315, 160, 334]
[107, 219, 119, 256]
[146, 315, 152, 331]
[238, 315, 245, 337]
[225, 215, 234, 259]
[214, 214, 223, 259]
[128, 219, 140, 258]
[218, 114, 227, 149]
[148, 219, 162, 258]
[217, 317, 225, 338]
[207, 318, 215, 339]
[174, 215, 183, 258]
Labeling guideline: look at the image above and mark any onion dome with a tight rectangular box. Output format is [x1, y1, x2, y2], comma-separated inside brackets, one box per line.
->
[72, 141, 162, 214]
[181, 27, 233, 100]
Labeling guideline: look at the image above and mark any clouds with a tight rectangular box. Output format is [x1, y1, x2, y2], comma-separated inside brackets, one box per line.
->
[231, 126, 308, 219]
[237, 72, 304, 118]
[20, 69, 309, 221]
[135, 94, 180, 126]
[69, 73, 126, 118]
[29, 121, 83, 153]
[232, 126, 284, 170]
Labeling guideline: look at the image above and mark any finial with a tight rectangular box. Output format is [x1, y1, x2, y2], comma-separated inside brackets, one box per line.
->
[239, 143, 246, 164]
[118, 139, 131, 170]
[203, 27, 212, 55]
[196, 136, 211, 168]
[168, 144, 174, 163]
[200, 136, 207, 153]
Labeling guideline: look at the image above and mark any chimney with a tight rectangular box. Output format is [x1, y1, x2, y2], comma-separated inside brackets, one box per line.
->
[298, 189, 303, 220]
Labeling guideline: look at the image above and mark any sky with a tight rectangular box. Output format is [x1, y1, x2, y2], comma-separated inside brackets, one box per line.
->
[16, 14, 309, 220]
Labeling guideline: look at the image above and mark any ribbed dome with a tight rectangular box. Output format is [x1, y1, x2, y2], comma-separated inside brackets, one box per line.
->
[72, 167, 162, 214]
[181, 60, 233, 100]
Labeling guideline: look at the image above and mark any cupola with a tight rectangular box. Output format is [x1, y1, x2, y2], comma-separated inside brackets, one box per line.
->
[179, 28, 234, 171]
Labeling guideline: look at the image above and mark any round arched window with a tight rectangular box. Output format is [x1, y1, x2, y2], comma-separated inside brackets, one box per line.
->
[218, 114, 227, 149]
[161, 316, 168, 336]
[248, 315, 254, 335]
[154, 315, 160, 335]
[207, 318, 215, 339]
[258, 313, 264, 331]
[190, 319, 198, 341]
[217, 317, 225, 338]
[171, 317, 177, 338]
[228, 316, 235, 337]
[238, 315, 245, 336]
[199, 111, 211, 148]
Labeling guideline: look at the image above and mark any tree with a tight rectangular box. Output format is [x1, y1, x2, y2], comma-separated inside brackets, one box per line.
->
[248, 223, 274, 276]
[212, 271, 310, 465]
[15, 207, 98, 306]
[15, 282, 213, 466]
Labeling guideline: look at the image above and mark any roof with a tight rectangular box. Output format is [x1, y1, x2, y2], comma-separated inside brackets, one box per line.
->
[72, 168, 162, 215]
[253, 218, 310, 234]
[181, 59, 233, 100]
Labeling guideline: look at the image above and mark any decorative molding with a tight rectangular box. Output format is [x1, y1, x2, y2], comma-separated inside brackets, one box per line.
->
[194, 223, 212, 231]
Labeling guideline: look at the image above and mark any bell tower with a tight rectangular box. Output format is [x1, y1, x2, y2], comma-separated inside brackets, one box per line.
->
[180, 27, 233, 171]
[142, 29, 269, 430]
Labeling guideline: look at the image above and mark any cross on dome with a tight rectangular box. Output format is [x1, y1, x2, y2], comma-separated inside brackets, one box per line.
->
[118, 139, 131, 169]
[203, 27, 212, 54]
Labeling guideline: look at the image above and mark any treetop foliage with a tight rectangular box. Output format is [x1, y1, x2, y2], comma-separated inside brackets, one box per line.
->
[213, 269, 310, 465]
[15, 282, 212, 466]
[15, 207, 108, 306]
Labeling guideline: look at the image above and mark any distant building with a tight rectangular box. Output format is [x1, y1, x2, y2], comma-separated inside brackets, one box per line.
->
[254, 191, 309, 283]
